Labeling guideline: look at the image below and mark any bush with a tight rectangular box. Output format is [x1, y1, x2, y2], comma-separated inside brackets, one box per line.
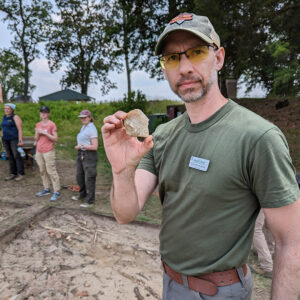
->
[111, 90, 149, 113]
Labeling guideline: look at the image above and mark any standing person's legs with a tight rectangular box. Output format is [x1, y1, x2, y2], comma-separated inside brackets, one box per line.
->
[83, 151, 97, 204]
[44, 150, 60, 192]
[36, 152, 51, 190]
[253, 210, 273, 272]
[163, 266, 253, 300]
[2, 139, 17, 176]
[76, 153, 87, 199]
[264, 223, 275, 254]
[10, 139, 25, 175]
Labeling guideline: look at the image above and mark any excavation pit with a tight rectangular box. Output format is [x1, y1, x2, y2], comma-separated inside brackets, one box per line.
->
[0, 206, 162, 300]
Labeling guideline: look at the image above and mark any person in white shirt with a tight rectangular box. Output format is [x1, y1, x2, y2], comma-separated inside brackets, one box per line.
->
[73, 110, 98, 208]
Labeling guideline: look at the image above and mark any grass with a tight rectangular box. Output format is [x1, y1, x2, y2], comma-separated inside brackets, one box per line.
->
[136, 195, 162, 224]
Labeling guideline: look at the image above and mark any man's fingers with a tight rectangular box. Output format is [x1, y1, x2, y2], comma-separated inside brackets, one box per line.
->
[143, 135, 153, 146]
[114, 110, 127, 120]
[141, 135, 154, 154]
[101, 122, 117, 133]
[103, 111, 127, 125]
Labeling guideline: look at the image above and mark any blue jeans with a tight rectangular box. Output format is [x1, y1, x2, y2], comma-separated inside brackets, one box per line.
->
[2, 139, 25, 175]
[163, 266, 253, 300]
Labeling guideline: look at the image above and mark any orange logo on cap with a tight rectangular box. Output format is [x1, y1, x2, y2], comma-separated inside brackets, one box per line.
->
[170, 13, 193, 25]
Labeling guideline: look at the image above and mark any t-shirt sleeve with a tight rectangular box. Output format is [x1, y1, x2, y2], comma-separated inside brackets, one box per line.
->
[89, 125, 98, 138]
[137, 147, 157, 176]
[249, 128, 300, 208]
[52, 122, 57, 132]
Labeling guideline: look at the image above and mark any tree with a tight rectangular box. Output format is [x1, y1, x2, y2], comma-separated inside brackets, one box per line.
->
[244, 40, 300, 96]
[46, 0, 114, 96]
[251, 0, 300, 96]
[108, 0, 166, 97]
[130, 0, 270, 96]
[0, 0, 52, 102]
[192, 0, 300, 97]
[0, 49, 33, 100]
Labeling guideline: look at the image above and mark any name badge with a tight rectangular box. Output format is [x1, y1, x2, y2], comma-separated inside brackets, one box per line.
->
[189, 156, 210, 172]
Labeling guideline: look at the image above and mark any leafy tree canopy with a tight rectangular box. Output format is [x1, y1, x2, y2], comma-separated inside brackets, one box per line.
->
[46, 0, 115, 95]
[0, 0, 52, 101]
[0, 49, 35, 100]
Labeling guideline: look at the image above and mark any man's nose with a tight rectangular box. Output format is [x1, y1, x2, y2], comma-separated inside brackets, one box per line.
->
[178, 53, 194, 74]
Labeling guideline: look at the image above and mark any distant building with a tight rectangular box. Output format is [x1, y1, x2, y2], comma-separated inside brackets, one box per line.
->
[39, 88, 91, 102]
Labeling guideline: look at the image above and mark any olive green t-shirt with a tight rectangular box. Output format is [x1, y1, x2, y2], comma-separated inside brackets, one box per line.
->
[138, 100, 300, 275]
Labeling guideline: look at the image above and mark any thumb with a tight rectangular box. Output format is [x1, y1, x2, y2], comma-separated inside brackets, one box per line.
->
[141, 135, 153, 153]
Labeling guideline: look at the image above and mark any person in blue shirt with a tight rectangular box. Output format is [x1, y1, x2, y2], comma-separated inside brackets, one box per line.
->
[1, 103, 25, 181]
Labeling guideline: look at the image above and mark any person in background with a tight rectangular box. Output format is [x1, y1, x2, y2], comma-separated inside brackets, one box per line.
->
[102, 13, 300, 300]
[252, 210, 274, 278]
[35, 105, 61, 202]
[1, 103, 25, 181]
[72, 110, 98, 208]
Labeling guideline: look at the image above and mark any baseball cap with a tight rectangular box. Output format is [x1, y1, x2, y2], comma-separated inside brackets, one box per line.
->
[78, 110, 91, 118]
[5, 103, 16, 110]
[40, 105, 50, 113]
[155, 13, 220, 55]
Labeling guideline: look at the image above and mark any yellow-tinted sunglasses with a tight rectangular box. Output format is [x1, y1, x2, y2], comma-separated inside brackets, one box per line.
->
[159, 45, 216, 70]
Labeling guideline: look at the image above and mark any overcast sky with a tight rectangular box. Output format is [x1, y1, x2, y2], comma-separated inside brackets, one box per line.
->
[0, 19, 265, 102]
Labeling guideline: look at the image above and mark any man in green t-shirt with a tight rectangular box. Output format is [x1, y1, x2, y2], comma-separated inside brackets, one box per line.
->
[102, 13, 300, 300]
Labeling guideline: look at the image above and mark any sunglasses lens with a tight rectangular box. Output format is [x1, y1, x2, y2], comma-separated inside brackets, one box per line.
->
[187, 46, 209, 63]
[160, 54, 180, 70]
[160, 46, 210, 70]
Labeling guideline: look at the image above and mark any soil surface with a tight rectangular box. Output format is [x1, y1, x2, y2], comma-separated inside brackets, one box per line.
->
[0, 156, 272, 299]
[0, 208, 161, 300]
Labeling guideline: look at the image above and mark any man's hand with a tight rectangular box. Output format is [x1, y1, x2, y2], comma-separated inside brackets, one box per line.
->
[101, 111, 153, 174]
[38, 129, 47, 135]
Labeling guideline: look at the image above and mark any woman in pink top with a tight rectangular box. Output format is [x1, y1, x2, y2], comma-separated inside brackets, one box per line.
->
[34, 106, 61, 201]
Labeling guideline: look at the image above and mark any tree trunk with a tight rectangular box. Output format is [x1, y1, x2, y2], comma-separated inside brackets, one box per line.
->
[1, 84, 7, 101]
[168, 0, 178, 19]
[122, 8, 131, 97]
[81, 74, 89, 95]
[125, 51, 131, 96]
[23, 58, 29, 102]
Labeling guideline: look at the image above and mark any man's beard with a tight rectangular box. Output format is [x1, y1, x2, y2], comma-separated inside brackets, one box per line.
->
[171, 69, 217, 103]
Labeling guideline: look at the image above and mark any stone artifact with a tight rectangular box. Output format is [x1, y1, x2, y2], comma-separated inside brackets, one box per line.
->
[124, 109, 149, 138]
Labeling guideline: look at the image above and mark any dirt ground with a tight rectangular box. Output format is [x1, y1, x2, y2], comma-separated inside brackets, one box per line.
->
[0, 207, 162, 300]
[0, 159, 272, 299]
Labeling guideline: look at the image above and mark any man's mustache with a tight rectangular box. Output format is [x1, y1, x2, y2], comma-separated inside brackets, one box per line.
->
[175, 76, 202, 88]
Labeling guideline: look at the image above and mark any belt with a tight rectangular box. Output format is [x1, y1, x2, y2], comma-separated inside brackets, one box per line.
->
[162, 261, 247, 296]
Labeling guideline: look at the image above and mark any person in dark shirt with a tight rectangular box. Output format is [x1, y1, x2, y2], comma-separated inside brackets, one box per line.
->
[102, 13, 300, 300]
[1, 103, 25, 181]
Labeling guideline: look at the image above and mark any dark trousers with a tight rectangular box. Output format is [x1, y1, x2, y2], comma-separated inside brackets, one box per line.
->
[76, 150, 98, 203]
[2, 139, 25, 175]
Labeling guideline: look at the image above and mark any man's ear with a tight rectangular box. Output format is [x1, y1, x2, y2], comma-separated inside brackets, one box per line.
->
[215, 47, 225, 71]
